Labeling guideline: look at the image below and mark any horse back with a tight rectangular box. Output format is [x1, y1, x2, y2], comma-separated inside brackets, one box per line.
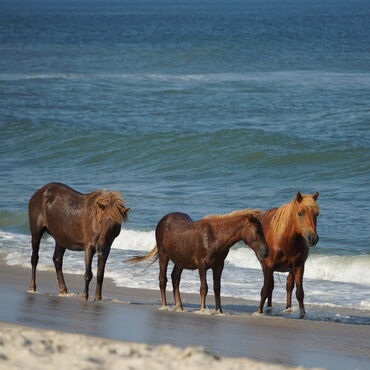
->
[156, 212, 208, 269]
[29, 183, 90, 250]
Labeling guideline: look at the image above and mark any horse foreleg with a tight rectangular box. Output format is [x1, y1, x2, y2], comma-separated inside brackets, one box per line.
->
[267, 274, 274, 311]
[171, 264, 183, 310]
[94, 249, 110, 301]
[294, 266, 305, 318]
[28, 227, 45, 292]
[53, 244, 67, 294]
[159, 254, 169, 307]
[212, 262, 224, 313]
[286, 272, 295, 310]
[258, 266, 273, 313]
[83, 246, 95, 301]
[198, 262, 208, 310]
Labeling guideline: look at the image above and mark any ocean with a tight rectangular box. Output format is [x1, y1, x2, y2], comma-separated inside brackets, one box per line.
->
[1, 0, 369, 322]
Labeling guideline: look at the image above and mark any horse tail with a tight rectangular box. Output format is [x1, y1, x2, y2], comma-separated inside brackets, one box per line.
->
[127, 246, 159, 266]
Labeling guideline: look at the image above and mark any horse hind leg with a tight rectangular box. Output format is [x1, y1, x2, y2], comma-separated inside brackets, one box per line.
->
[28, 226, 45, 292]
[53, 243, 67, 294]
[159, 253, 169, 307]
[171, 264, 183, 311]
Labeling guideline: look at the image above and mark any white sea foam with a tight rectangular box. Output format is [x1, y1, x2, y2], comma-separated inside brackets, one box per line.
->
[224, 246, 370, 286]
[305, 254, 370, 285]
[1, 229, 370, 313]
[112, 228, 155, 252]
[2, 228, 370, 287]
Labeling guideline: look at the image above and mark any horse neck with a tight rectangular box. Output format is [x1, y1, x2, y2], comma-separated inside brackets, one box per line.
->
[265, 208, 297, 250]
[207, 216, 245, 251]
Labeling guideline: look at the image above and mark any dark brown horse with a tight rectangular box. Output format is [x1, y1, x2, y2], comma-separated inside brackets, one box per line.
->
[129, 210, 268, 313]
[28, 182, 129, 300]
[257, 192, 319, 317]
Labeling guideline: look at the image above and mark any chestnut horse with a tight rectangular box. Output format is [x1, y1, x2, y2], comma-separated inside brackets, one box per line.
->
[129, 210, 268, 313]
[257, 192, 319, 317]
[28, 182, 129, 300]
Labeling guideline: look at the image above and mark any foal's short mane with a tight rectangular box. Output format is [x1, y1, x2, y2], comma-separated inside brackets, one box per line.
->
[91, 190, 128, 224]
[204, 209, 263, 221]
[271, 194, 319, 240]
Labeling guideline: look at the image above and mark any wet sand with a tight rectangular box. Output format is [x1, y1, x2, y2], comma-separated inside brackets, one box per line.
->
[0, 255, 369, 369]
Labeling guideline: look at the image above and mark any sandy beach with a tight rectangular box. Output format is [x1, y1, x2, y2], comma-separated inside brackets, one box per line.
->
[0, 255, 369, 370]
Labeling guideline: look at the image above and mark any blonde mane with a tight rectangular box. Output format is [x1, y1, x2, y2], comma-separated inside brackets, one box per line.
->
[270, 194, 319, 240]
[204, 209, 264, 221]
[92, 190, 128, 224]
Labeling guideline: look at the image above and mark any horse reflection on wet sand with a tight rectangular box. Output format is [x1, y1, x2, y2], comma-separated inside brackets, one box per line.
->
[257, 192, 320, 318]
[28, 182, 130, 301]
[129, 210, 268, 313]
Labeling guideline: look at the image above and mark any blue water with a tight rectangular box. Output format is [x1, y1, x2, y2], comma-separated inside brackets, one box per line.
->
[0, 0, 370, 318]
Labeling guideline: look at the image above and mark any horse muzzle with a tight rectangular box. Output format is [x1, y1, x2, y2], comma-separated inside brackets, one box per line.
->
[257, 245, 269, 261]
[306, 233, 319, 247]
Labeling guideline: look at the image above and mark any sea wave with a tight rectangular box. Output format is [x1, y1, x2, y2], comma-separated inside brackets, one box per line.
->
[1, 228, 370, 288]
[1, 71, 370, 87]
[226, 248, 370, 286]
[112, 229, 370, 286]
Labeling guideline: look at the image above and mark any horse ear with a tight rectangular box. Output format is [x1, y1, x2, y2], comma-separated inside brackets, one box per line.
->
[246, 214, 258, 225]
[124, 207, 131, 214]
[296, 192, 303, 203]
[313, 192, 319, 200]
[246, 214, 254, 221]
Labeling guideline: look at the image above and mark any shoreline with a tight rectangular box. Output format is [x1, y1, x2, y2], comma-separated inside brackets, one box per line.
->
[0, 255, 369, 369]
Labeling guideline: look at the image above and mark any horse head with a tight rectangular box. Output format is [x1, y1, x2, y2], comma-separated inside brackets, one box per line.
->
[94, 191, 130, 255]
[241, 212, 269, 261]
[293, 191, 319, 248]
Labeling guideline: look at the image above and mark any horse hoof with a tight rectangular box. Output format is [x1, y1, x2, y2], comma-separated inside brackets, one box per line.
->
[265, 306, 273, 313]
[94, 296, 102, 301]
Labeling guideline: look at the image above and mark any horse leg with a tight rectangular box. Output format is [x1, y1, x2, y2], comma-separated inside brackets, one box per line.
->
[198, 262, 208, 310]
[258, 266, 273, 313]
[94, 249, 111, 301]
[285, 272, 295, 310]
[171, 264, 183, 310]
[212, 262, 224, 313]
[28, 226, 45, 292]
[53, 243, 67, 294]
[294, 266, 305, 318]
[83, 246, 95, 301]
[266, 274, 274, 312]
[159, 254, 169, 307]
